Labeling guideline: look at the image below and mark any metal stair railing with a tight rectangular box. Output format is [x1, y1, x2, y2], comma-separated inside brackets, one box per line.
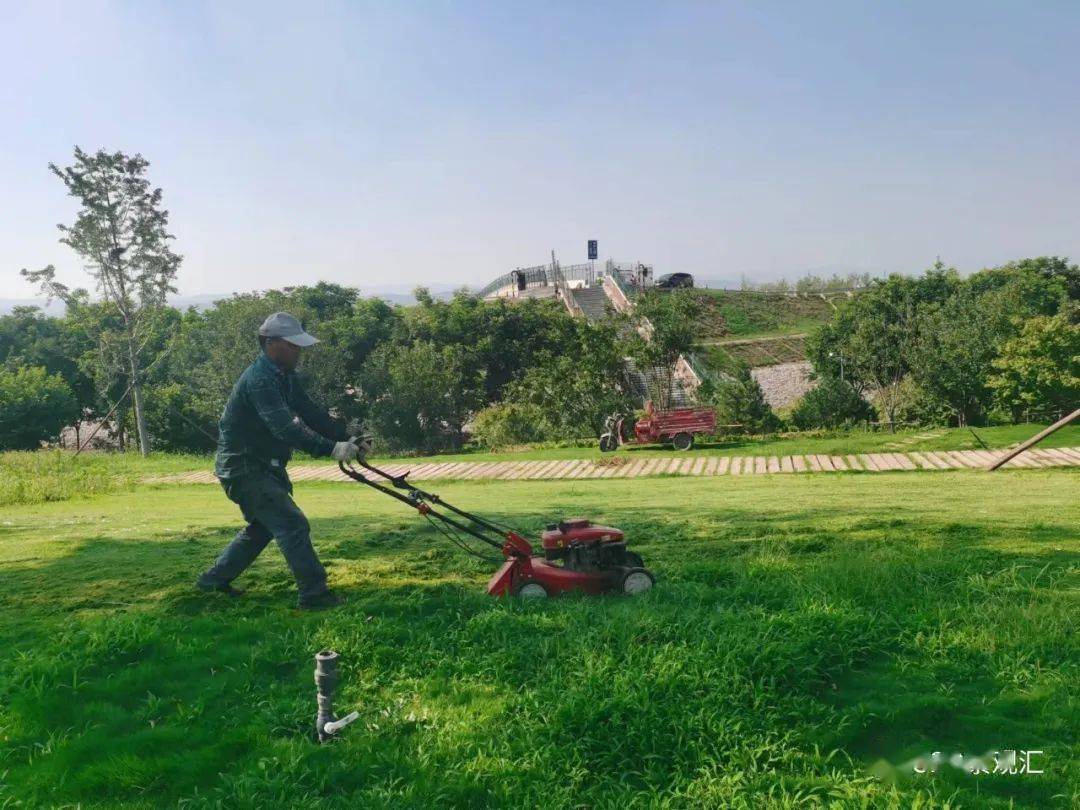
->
[476, 272, 513, 299]
[476, 264, 549, 299]
[550, 260, 585, 318]
[608, 268, 636, 302]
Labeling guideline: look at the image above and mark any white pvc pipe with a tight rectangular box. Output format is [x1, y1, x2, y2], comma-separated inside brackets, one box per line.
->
[323, 711, 359, 735]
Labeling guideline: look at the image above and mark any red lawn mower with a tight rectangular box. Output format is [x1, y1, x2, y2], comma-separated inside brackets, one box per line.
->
[339, 459, 655, 598]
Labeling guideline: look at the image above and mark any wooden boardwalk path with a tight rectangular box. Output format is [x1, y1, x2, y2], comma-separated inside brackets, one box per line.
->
[148, 446, 1080, 484]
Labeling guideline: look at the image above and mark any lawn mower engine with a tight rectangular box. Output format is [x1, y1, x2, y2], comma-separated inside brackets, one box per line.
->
[543, 519, 644, 574]
[487, 518, 655, 599]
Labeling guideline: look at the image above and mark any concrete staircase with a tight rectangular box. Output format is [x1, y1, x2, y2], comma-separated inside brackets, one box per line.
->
[624, 358, 693, 408]
[565, 277, 700, 408]
[570, 285, 612, 322]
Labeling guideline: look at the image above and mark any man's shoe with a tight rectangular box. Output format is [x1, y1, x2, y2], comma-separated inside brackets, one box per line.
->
[196, 576, 245, 597]
[298, 590, 345, 611]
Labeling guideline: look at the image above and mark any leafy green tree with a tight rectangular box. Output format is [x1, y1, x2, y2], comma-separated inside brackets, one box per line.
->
[283, 281, 359, 321]
[22, 148, 182, 454]
[412, 286, 435, 307]
[0, 307, 95, 425]
[905, 261, 1071, 426]
[877, 377, 951, 427]
[363, 341, 481, 452]
[60, 298, 180, 449]
[408, 292, 580, 404]
[988, 313, 1080, 420]
[967, 256, 1077, 305]
[142, 382, 218, 453]
[503, 320, 633, 439]
[0, 367, 79, 450]
[624, 289, 702, 409]
[790, 377, 874, 430]
[167, 285, 367, 435]
[906, 287, 1007, 426]
[807, 257, 1075, 429]
[700, 365, 781, 434]
[807, 265, 960, 428]
[311, 296, 403, 421]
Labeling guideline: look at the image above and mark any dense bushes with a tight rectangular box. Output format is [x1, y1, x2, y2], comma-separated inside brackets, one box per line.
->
[0, 283, 638, 454]
[806, 257, 1078, 427]
[988, 312, 1080, 420]
[874, 377, 950, 427]
[701, 366, 782, 434]
[363, 341, 480, 453]
[469, 402, 550, 449]
[790, 377, 873, 430]
[142, 383, 218, 453]
[0, 367, 78, 450]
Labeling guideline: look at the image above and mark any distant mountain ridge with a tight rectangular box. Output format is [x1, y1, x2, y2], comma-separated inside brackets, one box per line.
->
[1, 270, 883, 316]
[0, 287, 460, 316]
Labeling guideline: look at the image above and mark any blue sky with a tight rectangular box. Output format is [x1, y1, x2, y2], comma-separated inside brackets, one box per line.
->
[2, 1, 1078, 298]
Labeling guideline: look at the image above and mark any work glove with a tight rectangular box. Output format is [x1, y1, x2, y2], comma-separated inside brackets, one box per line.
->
[332, 440, 360, 462]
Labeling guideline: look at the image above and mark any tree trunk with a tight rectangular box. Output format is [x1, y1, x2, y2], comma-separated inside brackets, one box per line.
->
[127, 336, 151, 455]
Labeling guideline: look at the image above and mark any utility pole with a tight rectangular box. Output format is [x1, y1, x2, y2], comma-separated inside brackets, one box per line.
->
[829, 351, 845, 382]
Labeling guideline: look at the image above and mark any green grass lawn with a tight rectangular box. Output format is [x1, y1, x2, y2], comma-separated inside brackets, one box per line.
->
[1, 469, 1077, 806]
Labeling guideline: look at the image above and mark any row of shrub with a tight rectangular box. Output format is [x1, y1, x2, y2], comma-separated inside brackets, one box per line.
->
[2, 257, 1076, 455]
[798, 258, 1078, 429]
[0, 285, 633, 454]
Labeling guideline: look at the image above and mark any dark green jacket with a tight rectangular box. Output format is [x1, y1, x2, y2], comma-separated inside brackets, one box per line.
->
[214, 352, 347, 479]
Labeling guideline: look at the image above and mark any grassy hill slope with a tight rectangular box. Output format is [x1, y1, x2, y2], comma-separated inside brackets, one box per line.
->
[694, 290, 837, 341]
[689, 290, 840, 373]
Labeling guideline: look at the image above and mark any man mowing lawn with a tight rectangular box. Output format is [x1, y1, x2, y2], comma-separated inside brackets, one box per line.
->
[196, 312, 364, 609]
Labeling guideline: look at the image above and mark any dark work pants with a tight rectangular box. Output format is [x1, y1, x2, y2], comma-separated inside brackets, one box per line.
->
[200, 472, 328, 600]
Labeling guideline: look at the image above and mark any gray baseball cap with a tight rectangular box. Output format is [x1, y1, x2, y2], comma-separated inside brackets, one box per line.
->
[258, 312, 319, 347]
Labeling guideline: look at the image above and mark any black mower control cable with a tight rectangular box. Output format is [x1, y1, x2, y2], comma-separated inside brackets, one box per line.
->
[338, 461, 515, 557]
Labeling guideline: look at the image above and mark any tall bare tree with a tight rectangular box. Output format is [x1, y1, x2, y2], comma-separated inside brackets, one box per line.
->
[22, 147, 182, 454]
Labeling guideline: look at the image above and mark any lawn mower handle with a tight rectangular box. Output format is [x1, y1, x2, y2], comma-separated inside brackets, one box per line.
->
[338, 460, 518, 554]
[348, 459, 515, 538]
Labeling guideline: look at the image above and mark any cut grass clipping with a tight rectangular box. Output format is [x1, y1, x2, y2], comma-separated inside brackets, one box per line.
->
[0, 470, 1077, 806]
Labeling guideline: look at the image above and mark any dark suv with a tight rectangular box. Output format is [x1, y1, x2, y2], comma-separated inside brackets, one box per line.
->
[655, 272, 694, 289]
